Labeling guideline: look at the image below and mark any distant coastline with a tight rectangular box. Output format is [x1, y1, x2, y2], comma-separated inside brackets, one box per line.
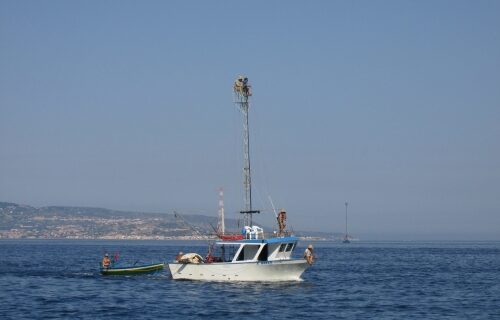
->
[0, 201, 343, 241]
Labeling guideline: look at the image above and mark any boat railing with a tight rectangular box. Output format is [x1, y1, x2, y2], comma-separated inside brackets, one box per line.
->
[219, 231, 293, 241]
[240, 231, 288, 240]
[262, 231, 293, 239]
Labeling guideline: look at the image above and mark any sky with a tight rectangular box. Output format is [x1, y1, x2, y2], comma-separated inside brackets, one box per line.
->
[1, 0, 499, 240]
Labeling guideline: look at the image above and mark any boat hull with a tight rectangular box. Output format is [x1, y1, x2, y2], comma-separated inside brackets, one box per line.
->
[167, 259, 309, 281]
[100, 263, 164, 275]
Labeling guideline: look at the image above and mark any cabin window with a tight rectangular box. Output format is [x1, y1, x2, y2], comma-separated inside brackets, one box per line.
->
[257, 245, 268, 261]
[236, 245, 261, 261]
[244, 245, 260, 260]
[226, 245, 239, 262]
[285, 243, 294, 252]
[236, 247, 245, 261]
[278, 243, 287, 252]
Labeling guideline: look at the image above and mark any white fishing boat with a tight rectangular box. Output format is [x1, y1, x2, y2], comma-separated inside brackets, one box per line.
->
[168, 236, 309, 281]
[167, 76, 311, 281]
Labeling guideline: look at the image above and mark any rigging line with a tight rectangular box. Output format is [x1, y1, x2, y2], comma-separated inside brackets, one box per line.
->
[254, 175, 286, 219]
[249, 93, 275, 216]
[246, 103, 272, 216]
[231, 97, 245, 214]
[173, 211, 217, 252]
[268, 195, 278, 218]
[173, 211, 205, 238]
[252, 180, 284, 232]
[229, 104, 244, 228]
[252, 179, 272, 216]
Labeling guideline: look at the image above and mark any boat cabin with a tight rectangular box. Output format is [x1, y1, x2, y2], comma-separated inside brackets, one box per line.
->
[214, 236, 299, 263]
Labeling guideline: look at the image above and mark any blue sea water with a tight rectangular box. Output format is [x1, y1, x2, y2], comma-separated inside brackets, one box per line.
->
[0, 240, 499, 319]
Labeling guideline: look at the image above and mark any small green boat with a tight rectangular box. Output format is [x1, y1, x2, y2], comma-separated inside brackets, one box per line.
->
[100, 263, 165, 275]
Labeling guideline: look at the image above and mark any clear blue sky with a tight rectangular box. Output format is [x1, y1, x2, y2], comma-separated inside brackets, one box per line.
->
[1, 1, 499, 239]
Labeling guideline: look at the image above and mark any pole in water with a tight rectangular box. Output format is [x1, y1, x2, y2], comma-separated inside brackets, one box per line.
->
[343, 201, 350, 243]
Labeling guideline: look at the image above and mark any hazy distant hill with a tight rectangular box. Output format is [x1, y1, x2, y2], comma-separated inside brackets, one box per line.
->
[0, 202, 339, 240]
[0, 202, 236, 239]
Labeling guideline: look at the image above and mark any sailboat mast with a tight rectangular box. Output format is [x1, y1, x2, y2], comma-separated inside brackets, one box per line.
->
[218, 188, 225, 235]
[234, 76, 259, 226]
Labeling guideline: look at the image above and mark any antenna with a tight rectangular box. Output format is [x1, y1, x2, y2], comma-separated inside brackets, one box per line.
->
[233, 75, 260, 226]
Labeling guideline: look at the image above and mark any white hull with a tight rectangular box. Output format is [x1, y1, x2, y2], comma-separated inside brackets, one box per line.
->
[168, 259, 309, 282]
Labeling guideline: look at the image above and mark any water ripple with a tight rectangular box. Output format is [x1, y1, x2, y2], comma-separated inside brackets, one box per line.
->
[1, 240, 499, 319]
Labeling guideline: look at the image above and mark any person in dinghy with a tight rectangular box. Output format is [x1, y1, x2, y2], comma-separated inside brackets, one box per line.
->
[102, 253, 111, 269]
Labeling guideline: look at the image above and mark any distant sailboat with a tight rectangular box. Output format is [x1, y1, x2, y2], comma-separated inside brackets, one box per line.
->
[342, 201, 350, 243]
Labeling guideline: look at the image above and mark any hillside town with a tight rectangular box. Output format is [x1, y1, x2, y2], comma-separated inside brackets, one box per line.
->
[0, 202, 337, 240]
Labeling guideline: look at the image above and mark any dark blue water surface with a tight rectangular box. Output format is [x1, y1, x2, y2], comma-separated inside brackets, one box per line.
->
[1, 240, 499, 319]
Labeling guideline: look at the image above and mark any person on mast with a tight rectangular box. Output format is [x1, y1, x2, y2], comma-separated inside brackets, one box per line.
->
[234, 76, 252, 97]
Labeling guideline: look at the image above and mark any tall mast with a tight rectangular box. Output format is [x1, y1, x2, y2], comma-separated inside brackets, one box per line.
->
[217, 187, 225, 235]
[233, 75, 259, 226]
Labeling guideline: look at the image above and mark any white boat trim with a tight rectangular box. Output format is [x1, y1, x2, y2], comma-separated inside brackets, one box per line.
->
[168, 259, 309, 282]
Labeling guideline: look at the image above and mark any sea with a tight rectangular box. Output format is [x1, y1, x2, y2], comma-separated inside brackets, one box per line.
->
[0, 240, 499, 319]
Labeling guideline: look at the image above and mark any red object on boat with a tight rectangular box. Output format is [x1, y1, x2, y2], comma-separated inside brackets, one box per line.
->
[219, 234, 244, 241]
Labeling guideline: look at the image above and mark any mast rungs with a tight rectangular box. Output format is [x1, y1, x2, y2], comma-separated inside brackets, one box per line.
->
[239, 210, 261, 214]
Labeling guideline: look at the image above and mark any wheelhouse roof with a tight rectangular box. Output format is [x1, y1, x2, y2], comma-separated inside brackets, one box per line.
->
[216, 236, 299, 246]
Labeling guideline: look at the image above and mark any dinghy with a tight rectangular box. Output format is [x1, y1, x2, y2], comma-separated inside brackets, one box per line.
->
[100, 263, 164, 275]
